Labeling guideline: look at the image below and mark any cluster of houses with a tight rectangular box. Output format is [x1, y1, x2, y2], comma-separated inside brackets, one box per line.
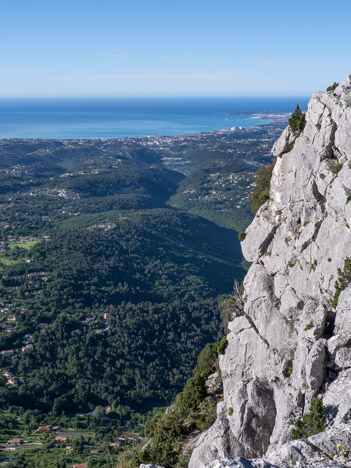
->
[87, 223, 113, 231]
[0, 303, 28, 325]
[6, 236, 37, 244]
[0, 342, 34, 361]
[80, 312, 112, 335]
[0, 422, 139, 468]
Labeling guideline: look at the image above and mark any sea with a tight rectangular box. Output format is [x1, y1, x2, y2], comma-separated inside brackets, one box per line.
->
[0, 97, 310, 139]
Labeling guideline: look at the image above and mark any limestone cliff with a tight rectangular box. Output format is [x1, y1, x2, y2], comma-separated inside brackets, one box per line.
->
[189, 76, 351, 468]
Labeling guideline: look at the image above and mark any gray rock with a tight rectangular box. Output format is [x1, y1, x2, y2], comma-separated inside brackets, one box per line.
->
[308, 422, 351, 458]
[199, 458, 277, 468]
[271, 126, 297, 158]
[327, 332, 351, 355]
[267, 435, 350, 467]
[335, 348, 351, 369]
[139, 465, 164, 468]
[189, 75, 351, 468]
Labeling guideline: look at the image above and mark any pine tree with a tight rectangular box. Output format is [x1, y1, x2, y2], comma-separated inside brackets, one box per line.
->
[289, 104, 306, 134]
[292, 397, 326, 439]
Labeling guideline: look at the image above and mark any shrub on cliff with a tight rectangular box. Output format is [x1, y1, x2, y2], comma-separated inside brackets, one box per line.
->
[238, 231, 246, 241]
[327, 82, 339, 91]
[332, 257, 351, 308]
[251, 164, 273, 213]
[289, 105, 306, 134]
[292, 397, 326, 439]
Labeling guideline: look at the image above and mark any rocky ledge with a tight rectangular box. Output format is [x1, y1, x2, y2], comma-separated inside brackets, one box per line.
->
[189, 76, 351, 467]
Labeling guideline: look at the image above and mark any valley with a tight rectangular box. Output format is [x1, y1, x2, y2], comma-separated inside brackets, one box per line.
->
[0, 117, 286, 466]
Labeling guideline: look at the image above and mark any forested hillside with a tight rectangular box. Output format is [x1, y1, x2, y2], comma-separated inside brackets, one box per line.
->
[0, 121, 284, 466]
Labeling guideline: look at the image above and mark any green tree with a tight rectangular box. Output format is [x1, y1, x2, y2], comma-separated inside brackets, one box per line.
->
[289, 105, 306, 134]
[332, 257, 351, 308]
[93, 405, 105, 421]
[292, 397, 326, 439]
[327, 82, 339, 91]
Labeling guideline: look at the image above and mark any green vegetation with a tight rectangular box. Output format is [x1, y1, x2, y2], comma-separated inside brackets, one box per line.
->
[0, 135, 253, 468]
[238, 231, 246, 241]
[0, 209, 241, 415]
[332, 257, 351, 308]
[251, 164, 273, 213]
[165, 122, 285, 232]
[217, 336, 227, 355]
[315, 123, 321, 131]
[312, 220, 322, 241]
[127, 339, 223, 468]
[0, 406, 154, 467]
[228, 407, 233, 416]
[0, 121, 287, 465]
[304, 321, 313, 331]
[289, 105, 306, 134]
[328, 159, 343, 174]
[9, 240, 39, 250]
[292, 397, 326, 440]
[327, 82, 339, 91]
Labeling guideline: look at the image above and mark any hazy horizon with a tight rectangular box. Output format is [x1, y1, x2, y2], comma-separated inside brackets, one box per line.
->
[0, 95, 307, 139]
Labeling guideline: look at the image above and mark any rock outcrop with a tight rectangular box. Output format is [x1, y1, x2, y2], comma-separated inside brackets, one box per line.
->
[189, 76, 351, 467]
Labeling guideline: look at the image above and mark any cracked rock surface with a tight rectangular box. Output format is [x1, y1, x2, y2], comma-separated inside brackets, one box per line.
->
[189, 76, 351, 468]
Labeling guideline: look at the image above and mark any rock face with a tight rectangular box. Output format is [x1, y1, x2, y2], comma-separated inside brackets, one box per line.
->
[189, 76, 351, 467]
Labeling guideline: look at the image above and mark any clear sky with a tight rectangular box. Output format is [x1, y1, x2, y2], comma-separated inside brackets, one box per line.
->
[1, 0, 350, 97]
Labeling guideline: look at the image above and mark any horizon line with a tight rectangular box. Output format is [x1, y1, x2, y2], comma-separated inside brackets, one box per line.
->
[0, 95, 310, 99]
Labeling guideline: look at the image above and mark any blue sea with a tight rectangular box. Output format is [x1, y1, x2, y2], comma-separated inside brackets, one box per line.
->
[0, 97, 309, 139]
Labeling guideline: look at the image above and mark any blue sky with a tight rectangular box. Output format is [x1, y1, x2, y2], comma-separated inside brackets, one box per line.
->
[1, 0, 350, 97]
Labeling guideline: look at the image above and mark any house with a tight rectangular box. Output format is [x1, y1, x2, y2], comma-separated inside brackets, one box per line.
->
[6, 378, 19, 386]
[1, 350, 15, 357]
[55, 435, 67, 442]
[37, 425, 53, 432]
[21, 344, 34, 352]
[90, 449, 99, 455]
[83, 317, 94, 324]
[72, 464, 88, 468]
[7, 438, 24, 445]
[109, 440, 125, 447]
